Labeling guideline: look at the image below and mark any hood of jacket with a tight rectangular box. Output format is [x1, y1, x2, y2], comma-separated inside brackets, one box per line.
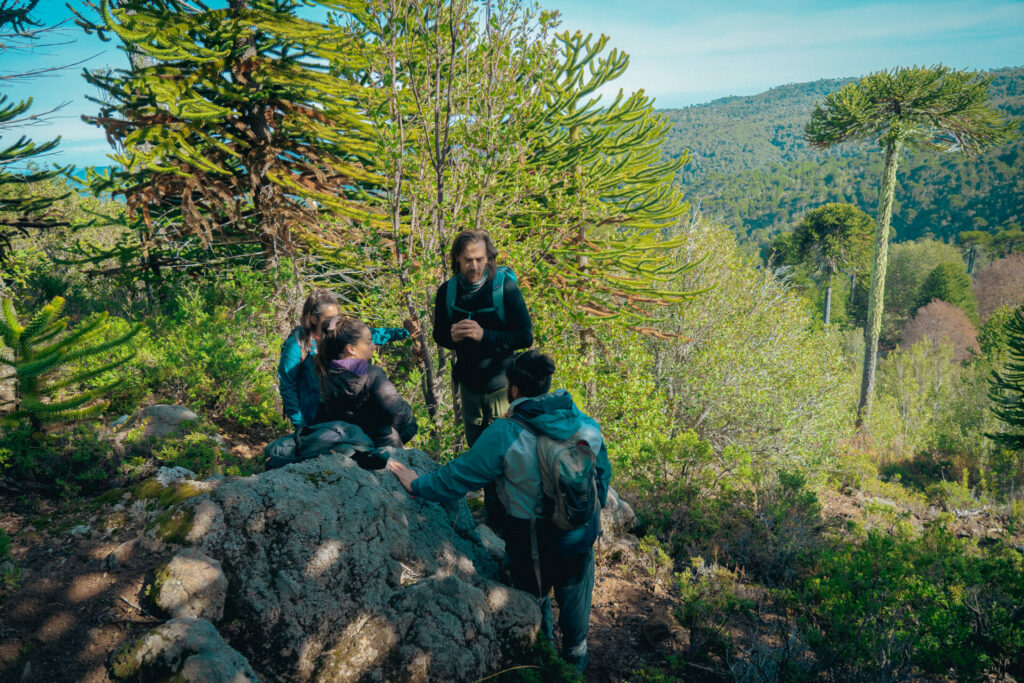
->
[508, 389, 584, 440]
[324, 359, 372, 400]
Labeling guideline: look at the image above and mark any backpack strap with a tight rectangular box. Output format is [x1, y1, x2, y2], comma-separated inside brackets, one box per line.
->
[492, 267, 507, 325]
[508, 414, 540, 437]
[511, 413, 546, 591]
[445, 275, 459, 320]
[447, 267, 516, 324]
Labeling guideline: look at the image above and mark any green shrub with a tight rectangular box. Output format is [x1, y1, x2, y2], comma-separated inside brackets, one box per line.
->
[0, 422, 121, 496]
[623, 431, 823, 585]
[674, 557, 753, 663]
[132, 268, 290, 429]
[803, 522, 1024, 680]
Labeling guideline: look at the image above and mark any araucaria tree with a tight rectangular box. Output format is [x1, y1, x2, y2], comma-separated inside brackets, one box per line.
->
[346, 1, 702, 421]
[75, 0, 382, 268]
[793, 203, 874, 325]
[805, 65, 1019, 426]
[0, 297, 139, 431]
[988, 306, 1024, 451]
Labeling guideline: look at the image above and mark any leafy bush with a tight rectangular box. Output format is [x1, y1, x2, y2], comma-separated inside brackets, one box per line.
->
[870, 340, 997, 485]
[622, 430, 824, 586]
[0, 422, 121, 496]
[975, 255, 1024, 322]
[803, 523, 1024, 680]
[914, 261, 978, 323]
[134, 268, 291, 429]
[901, 299, 979, 362]
[656, 219, 855, 472]
[674, 557, 753, 663]
[145, 427, 258, 478]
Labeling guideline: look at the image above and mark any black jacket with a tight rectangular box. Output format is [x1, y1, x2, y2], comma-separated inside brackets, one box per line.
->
[315, 364, 417, 448]
[433, 273, 533, 393]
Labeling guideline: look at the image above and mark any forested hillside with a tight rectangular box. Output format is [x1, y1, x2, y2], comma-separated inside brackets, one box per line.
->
[662, 67, 1024, 248]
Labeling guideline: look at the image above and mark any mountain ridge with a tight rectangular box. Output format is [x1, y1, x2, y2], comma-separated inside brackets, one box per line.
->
[658, 66, 1024, 247]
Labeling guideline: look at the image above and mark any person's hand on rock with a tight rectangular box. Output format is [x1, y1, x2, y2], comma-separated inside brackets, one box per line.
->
[387, 460, 419, 494]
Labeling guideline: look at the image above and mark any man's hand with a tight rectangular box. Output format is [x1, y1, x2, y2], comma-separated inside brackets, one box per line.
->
[450, 319, 484, 342]
[387, 460, 419, 494]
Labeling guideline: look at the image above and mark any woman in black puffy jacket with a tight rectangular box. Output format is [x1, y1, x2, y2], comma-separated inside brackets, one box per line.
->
[314, 316, 417, 448]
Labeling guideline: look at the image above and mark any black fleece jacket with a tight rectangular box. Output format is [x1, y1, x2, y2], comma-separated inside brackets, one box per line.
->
[315, 365, 417, 447]
[433, 273, 533, 393]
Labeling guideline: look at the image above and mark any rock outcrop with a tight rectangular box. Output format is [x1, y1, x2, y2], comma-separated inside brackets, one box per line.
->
[109, 617, 258, 682]
[172, 448, 541, 681]
[125, 404, 200, 439]
[601, 486, 637, 537]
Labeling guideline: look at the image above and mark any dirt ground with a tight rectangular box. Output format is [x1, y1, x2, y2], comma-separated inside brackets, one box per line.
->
[3, 440, 1014, 683]
[0, 491, 175, 683]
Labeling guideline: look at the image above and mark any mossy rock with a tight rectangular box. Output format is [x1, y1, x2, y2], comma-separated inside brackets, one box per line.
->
[153, 507, 195, 545]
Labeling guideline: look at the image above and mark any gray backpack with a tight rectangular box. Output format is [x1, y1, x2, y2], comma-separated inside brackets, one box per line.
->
[509, 416, 599, 531]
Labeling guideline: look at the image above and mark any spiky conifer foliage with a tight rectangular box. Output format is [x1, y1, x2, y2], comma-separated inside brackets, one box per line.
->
[792, 203, 874, 325]
[516, 31, 700, 329]
[72, 0, 382, 269]
[0, 297, 139, 430]
[988, 307, 1024, 451]
[0, 0, 70, 266]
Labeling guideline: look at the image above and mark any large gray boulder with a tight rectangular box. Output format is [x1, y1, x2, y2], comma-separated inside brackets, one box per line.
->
[109, 617, 258, 682]
[149, 547, 227, 621]
[601, 486, 637, 537]
[178, 448, 540, 682]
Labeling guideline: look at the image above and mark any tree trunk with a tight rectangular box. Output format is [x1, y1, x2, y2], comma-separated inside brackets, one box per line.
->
[856, 142, 901, 427]
[823, 270, 833, 325]
[967, 244, 976, 275]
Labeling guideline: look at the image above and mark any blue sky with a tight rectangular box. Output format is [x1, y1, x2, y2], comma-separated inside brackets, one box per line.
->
[5, 0, 1024, 167]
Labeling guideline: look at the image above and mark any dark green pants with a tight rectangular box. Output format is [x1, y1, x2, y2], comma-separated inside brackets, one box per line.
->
[459, 383, 510, 447]
[505, 518, 595, 672]
[459, 383, 509, 530]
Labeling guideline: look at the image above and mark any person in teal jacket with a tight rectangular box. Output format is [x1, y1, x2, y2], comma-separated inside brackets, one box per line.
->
[278, 290, 409, 431]
[388, 350, 612, 672]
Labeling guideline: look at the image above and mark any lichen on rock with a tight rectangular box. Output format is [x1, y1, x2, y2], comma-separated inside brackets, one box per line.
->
[173, 448, 541, 681]
[148, 547, 227, 621]
[109, 617, 257, 682]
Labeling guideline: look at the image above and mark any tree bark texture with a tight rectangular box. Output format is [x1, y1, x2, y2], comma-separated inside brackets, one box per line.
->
[856, 142, 901, 427]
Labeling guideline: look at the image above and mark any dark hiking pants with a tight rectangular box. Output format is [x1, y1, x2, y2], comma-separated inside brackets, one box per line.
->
[506, 519, 595, 672]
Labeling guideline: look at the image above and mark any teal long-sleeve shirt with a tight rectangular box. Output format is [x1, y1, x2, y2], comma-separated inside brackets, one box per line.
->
[411, 390, 612, 521]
